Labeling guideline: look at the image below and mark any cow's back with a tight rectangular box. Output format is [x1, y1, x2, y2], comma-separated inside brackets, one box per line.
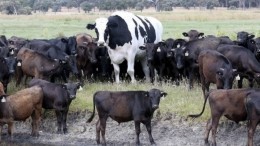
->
[7, 86, 43, 121]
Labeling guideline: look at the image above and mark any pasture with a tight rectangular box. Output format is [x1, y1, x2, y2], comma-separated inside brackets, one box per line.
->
[2, 8, 260, 122]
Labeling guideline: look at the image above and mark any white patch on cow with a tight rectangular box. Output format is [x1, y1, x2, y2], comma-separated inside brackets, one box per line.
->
[1, 97, 6, 103]
[157, 47, 161, 52]
[10, 50, 14, 55]
[236, 74, 240, 80]
[95, 18, 108, 46]
[185, 52, 189, 56]
[17, 62, 21, 66]
[78, 86, 83, 91]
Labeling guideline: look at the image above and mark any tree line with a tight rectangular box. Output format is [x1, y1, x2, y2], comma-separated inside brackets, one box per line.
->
[0, 0, 259, 15]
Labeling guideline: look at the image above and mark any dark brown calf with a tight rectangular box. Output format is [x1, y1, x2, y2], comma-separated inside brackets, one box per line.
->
[87, 88, 167, 146]
[188, 89, 252, 146]
[198, 50, 235, 98]
[0, 86, 43, 140]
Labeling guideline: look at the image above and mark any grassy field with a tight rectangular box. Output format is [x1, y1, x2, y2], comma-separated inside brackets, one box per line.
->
[2, 8, 260, 121]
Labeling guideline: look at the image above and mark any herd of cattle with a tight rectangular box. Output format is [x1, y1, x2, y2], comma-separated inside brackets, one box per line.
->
[1, 11, 260, 145]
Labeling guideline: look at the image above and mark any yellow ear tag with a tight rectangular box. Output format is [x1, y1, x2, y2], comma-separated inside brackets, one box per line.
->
[157, 47, 161, 52]
[185, 52, 189, 56]
[1, 97, 6, 103]
[17, 62, 21, 66]
[236, 75, 240, 80]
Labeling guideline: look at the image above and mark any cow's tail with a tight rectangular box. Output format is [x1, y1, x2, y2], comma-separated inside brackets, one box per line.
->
[188, 91, 210, 118]
[87, 93, 96, 123]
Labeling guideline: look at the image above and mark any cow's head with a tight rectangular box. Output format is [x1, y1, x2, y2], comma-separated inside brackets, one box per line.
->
[171, 39, 187, 69]
[5, 56, 17, 74]
[64, 82, 81, 100]
[66, 54, 79, 76]
[183, 30, 204, 41]
[8, 37, 29, 55]
[61, 36, 77, 55]
[87, 18, 108, 47]
[146, 88, 167, 110]
[236, 31, 255, 45]
[216, 68, 237, 89]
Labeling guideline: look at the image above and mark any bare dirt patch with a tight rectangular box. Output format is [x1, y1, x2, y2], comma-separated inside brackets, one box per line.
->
[1, 110, 260, 146]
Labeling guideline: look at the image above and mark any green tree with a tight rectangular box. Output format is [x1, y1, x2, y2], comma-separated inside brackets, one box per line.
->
[80, 1, 94, 13]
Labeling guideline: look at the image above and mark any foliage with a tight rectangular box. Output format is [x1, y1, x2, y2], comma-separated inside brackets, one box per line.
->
[80, 1, 94, 13]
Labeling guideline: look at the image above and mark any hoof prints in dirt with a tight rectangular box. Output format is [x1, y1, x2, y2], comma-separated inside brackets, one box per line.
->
[1, 111, 260, 146]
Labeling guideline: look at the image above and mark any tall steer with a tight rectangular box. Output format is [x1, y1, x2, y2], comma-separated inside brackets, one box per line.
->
[188, 89, 258, 146]
[87, 11, 163, 83]
[0, 86, 43, 139]
[28, 79, 81, 134]
[198, 50, 236, 97]
[87, 88, 167, 146]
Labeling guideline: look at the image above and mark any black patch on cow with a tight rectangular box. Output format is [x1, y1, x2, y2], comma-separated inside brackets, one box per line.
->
[136, 16, 156, 43]
[132, 19, 139, 40]
[107, 15, 132, 49]
[95, 28, 99, 41]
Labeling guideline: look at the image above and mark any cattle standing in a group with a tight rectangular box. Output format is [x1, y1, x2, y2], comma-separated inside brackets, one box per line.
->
[198, 50, 236, 97]
[28, 79, 81, 134]
[188, 89, 259, 146]
[87, 88, 167, 146]
[16, 48, 63, 86]
[0, 86, 43, 139]
[182, 30, 204, 41]
[87, 11, 163, 83]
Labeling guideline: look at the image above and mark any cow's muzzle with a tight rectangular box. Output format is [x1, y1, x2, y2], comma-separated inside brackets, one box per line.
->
[152, 104, 159, 109]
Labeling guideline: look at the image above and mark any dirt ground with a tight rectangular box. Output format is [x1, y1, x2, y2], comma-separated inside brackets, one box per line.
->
[1, 110, 260, 146]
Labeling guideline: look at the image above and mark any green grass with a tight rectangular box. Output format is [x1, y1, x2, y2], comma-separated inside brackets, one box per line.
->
[2, 9, 260, 121]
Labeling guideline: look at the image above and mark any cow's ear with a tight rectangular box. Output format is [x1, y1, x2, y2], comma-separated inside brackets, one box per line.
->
[86, 23, 96, 30]
[182, 32, 188, 37]
[161, 91, 167, 97]
[199, 33, 204, 37]
[248, 34, 255, 39]
[61, 38, 68, 43]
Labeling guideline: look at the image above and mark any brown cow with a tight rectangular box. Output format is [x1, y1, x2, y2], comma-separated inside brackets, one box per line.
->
[16, 47, 62, 86]
[0, 86, 43, 140]
[188, 89, 256, 146]
[0, 82, 4, 95]
[198, 50, 236, 98]
[87, 88, 167, 146]
[76, 33, 97, 81]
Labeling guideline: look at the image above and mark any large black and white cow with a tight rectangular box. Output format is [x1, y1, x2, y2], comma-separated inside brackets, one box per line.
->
[87, 11, 163, 83]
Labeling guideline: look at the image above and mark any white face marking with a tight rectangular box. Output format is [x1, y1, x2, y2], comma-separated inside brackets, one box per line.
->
[157, 47, 161, 52]
[17, 62, 21, 66]
[1, 97, 6, 103]
[95, 18, 108, 46]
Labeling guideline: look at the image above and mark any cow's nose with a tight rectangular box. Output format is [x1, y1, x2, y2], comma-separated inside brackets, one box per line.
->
[91, 59, 97, 63]
[70, 95, 76, 99]
[152, 105, 158, 109]
[98, 41, 105, 46]
[9, 70, 15, 74]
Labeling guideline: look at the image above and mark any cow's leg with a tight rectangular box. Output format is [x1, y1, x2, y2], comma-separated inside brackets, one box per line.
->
[55, 110, 63, 134]
[0, 124, 3, 141]
[204, 118, 212, 145]
[112, 63, 120, 83]
[140, 58, 150, 83]
[238, 76, 243, 88]
[134, 121, 141, 146]
[188, 67, 194, 90]
[247, 119, 258, 146]
[96, 119, 101, 144]
[144, 120, 155, 145]
[62, 110, 69, 134]
[211, 115, 220, 146]
[99, 117, 107, 145]
[149, 66, 155, 83]
[127, 58, 136, 84]
[31, 109, 41, 137]
[7, 122, 14, 140]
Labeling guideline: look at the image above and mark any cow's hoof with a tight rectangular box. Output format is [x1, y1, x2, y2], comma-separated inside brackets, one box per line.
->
[57, 130, 63, 134]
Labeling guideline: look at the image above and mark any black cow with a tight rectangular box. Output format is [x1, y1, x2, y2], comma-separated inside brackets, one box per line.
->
[0, 57, 11, 93]
[47, 36, 77, 55]
[28, 78, 81, 134]
[217, 44, 260, 88]
[8, 36, 28, 56]
[198, 50, 235, 97]
[182, 29, 204, 41]
[254, 37, 260, 61]
[0, 35, 10, 57]
[87, 88, 167, 146]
